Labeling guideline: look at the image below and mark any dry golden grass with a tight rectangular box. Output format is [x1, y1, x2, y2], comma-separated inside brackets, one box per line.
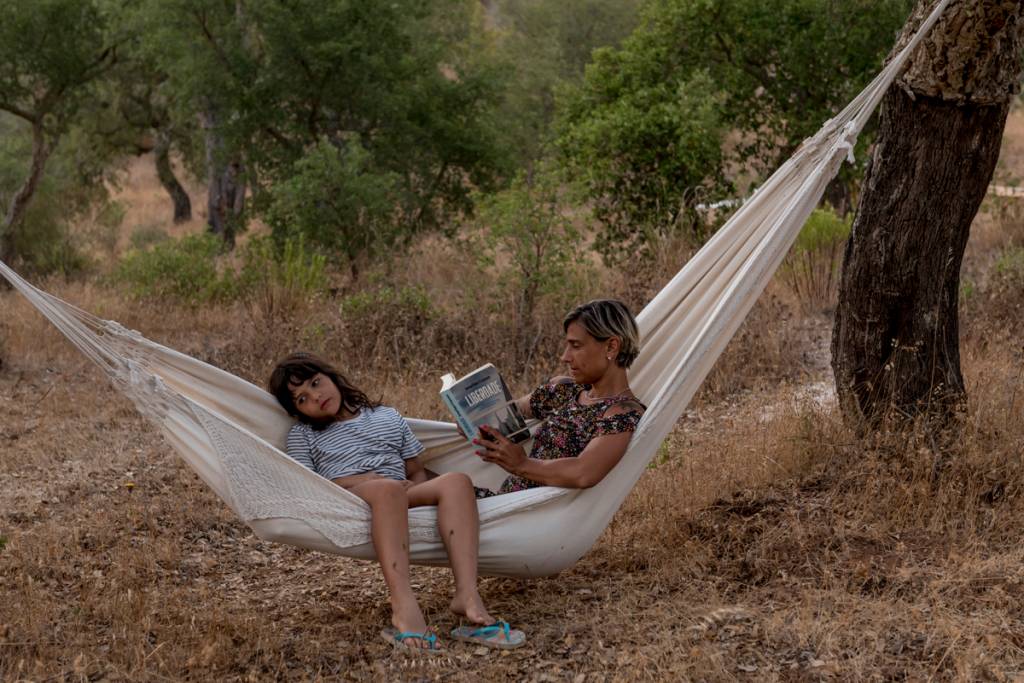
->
[1, 115, 1023, 681]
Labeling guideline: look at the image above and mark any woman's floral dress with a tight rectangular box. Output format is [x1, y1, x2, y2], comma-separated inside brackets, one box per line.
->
[494, 379, 645, 495]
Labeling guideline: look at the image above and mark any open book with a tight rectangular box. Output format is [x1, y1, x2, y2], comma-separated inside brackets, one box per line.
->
[440, 364, 530, 444]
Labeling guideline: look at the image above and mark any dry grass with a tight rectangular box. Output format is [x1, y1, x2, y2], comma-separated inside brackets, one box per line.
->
[1, 115, 1024, 681]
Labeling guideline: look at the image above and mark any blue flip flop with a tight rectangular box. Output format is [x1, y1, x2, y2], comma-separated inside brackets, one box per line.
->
[450, 620, 526, 650]
[380, 627, 443, 655]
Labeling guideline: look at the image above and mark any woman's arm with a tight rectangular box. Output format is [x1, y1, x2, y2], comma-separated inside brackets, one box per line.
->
[512, 375, 573, 421]
[474, 422, 634, 489]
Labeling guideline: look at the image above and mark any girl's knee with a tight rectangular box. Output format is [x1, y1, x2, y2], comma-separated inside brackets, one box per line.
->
[439, 472, 473, 492]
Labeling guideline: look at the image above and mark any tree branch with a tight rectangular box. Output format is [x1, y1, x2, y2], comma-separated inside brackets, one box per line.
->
[0, 101, 39, 124]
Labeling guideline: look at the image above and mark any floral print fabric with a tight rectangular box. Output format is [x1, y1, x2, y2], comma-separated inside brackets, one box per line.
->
[496, 380, 644, 494]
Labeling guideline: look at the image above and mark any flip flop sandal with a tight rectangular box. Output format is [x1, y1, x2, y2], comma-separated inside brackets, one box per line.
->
[450, 620, 526, 650]
[380, 628, 443, 655]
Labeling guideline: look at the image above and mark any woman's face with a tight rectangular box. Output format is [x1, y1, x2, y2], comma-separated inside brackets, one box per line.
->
[561, 321, 616, 385]
[289, 372, 342, 420]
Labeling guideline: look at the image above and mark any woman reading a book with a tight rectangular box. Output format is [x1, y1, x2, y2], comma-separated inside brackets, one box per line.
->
[473, 299, 646, 493]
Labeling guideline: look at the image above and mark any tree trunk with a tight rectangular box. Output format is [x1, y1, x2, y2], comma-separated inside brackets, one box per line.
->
[1, 121, 54, 263]
[153, 131, 192, 224]
[201, 106, 245, 248]
[832, 0, 1023, 427]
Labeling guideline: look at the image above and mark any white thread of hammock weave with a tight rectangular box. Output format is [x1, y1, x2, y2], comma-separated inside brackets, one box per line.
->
[0, 0, 951, 577]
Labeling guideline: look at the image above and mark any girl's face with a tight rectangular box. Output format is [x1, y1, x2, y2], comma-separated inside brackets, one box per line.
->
[560, 321, 618, 385]
[289, 372, 343, 421]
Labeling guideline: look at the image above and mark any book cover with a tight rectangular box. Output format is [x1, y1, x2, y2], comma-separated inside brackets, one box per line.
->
[440, 364, 530, 444]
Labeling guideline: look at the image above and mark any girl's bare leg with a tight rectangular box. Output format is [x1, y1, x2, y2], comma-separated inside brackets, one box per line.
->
[347, 479, 433, 645]
[407, 473, 493, 625]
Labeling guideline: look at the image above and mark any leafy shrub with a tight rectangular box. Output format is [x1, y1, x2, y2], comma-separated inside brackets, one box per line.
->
[558, 69, 727, 258]
[237, 235, 328, 329]
[994, 246, 1024, 279]
[129, 223, 170, 251]
[263, 139, 401, 277]
[114, 233, 236, 305]
[338, 285, 436, 364]
[779, 207, 851, 314]
[471, 167, 593, 367]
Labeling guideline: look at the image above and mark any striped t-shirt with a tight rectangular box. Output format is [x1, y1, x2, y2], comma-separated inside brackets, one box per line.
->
[285, 406, 424, 482]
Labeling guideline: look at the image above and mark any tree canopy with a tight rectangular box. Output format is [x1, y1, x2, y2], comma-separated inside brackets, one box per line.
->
[0, 0, 935, 274]
[557, 0, 915, 258]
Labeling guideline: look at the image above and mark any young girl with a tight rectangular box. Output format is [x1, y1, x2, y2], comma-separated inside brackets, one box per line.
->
[268, 353, 525, 652]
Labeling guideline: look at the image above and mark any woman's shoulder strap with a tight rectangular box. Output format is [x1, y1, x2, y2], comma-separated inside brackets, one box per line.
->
[601, 398, 646, 416]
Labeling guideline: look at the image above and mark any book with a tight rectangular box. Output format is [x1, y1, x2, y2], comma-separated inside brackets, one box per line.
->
[440, 364, 530, 444]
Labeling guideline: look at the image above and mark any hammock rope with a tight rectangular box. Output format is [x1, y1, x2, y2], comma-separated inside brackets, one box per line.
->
[0, 0, 951, 578]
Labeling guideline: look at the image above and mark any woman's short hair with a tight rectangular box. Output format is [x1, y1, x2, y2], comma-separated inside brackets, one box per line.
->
[563, 299, 641, 368]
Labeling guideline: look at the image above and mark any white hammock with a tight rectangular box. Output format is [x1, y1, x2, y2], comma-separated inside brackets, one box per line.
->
[0, 1, 950, 578]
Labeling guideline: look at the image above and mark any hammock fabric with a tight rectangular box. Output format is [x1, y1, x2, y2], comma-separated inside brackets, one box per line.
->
[0, 0, 950, 578]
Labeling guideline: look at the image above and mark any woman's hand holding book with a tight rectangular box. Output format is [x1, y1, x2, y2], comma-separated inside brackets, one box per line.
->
[473, 425, 528, 474]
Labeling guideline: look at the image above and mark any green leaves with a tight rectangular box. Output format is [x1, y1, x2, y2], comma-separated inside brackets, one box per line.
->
[134, 0, 511, 250]
[559, 67, 727, 258]
[0, 0, 110, 124]
[113, 233, 236, 305]
[557, 0, 914, 256]
[263, 138, 401, 267]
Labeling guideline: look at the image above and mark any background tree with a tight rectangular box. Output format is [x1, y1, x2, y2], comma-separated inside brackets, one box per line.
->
[101, 69, 196, 225]
[831, 0, 1023, 428]
[557, 0, 915, 260]
[133, 0, 513, 255]
[488, 0, 643, 166]
[472, 164, 590, 368]
[0, 114, 114, 273]
[0, 0, 116, 264]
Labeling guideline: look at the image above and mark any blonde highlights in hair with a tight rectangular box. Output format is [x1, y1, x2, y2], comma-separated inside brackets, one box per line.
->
[563, 299, 641, 368]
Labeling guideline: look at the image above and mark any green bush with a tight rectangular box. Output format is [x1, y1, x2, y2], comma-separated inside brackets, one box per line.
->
[114, 233, 236, 305]
[471, 166, 594, 366]
[780, 207, 852, 313]
[338, 285, 436, 362]
[263, 139, 402, 275]
[994, 246, 1024, 279]
[339, 285, 434, 322]
[129, 223, 170, 251]
[238, 235, 326, 297]
[236, 235, 328, 328]
[558, 69, 727, 257]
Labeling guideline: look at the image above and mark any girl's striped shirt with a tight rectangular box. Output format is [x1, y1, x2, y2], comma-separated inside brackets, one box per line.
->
[285, 406, 424, 482]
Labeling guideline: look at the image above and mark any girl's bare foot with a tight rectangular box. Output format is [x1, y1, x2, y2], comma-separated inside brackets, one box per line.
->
[390, 604, 439, 650]
[450, 591, 493, 626]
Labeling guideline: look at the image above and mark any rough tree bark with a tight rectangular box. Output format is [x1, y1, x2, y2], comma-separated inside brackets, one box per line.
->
[152, 130, 192, 224]
[832, 0, 1023, 427]
[201, 106, 245, 248]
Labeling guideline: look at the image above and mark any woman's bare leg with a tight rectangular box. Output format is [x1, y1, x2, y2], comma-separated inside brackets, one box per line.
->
[407, 473, 493, 625]
[347, 479, 433, 645]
